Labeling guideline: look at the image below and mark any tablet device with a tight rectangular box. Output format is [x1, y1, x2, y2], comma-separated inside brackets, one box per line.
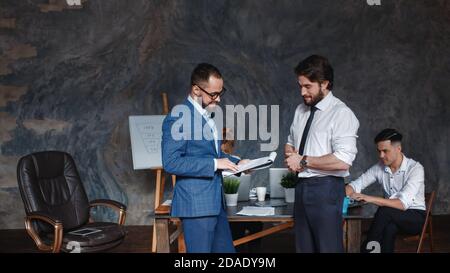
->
[68, 228, 102, 236]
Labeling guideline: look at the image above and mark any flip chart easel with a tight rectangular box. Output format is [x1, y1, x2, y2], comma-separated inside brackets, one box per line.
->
[151, 93, 184, 253]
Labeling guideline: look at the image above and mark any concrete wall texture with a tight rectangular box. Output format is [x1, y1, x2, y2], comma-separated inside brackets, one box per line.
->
[0, 0, 449, 228]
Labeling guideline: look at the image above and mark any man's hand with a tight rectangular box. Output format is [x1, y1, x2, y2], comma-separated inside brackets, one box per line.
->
[284, 144, 297, 159]
[350, 193, 373, 203]
[345, 185, 355, 197]
[237, 159, 253, 174]
[285, 153, 303, 173]
[350, 192, 406, 210]
[217, 158, 239, 172]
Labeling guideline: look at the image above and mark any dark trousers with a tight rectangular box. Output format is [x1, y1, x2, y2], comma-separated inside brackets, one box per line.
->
[362, 206, 425, 253]
[294, 176, 345, 253]
[181, 207, 235, 253]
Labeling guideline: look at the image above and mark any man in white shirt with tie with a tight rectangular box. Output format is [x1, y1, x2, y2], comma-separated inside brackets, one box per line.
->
[285, 55, 360, 253]
[346, 128, 426, 253]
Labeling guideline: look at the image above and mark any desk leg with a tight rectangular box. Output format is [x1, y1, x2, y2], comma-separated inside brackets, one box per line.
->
[151, 223, 157, 252]
[233, 222, 293, 247]
[346, 219, 361, 253]
[155, 218, 170, 253]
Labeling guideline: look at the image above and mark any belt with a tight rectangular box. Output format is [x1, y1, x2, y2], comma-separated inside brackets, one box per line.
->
[297, 176, 344, 183]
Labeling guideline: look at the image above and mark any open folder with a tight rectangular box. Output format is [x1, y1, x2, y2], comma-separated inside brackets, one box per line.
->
[223, 152, 277, 177]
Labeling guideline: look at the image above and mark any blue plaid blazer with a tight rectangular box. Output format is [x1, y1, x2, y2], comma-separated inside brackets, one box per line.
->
[161, 99, 240, 217]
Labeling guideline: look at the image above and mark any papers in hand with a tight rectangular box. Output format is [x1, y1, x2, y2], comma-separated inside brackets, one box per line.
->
[236, 206, 275, 216]
[223, 152, 277, 177]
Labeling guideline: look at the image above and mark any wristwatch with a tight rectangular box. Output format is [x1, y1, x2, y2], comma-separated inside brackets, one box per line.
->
[300, 155, 308, 169]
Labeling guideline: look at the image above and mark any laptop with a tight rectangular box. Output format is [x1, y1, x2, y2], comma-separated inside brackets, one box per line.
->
[269, 168, 289, 198]
[348, 199, 365, 208]
[236, 174, 251, 201]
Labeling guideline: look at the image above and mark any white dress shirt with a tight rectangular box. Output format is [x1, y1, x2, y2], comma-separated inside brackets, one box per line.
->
[287, 92, 360, 178]
[349, 155, 426, 210]
[187, 96, 219, 170]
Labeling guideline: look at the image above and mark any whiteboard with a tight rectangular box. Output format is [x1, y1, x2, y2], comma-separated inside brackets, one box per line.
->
[129, 115, 166, 170]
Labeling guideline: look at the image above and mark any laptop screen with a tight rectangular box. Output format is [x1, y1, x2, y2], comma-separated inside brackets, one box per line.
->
[237, 174, 251, 201]
[269, 168, 289, 198]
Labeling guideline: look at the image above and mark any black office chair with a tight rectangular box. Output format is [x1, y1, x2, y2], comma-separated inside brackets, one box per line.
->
[17, 151, 127, 253]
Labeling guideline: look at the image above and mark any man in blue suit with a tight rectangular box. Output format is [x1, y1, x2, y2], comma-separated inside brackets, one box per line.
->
[161, 63, 249, 253]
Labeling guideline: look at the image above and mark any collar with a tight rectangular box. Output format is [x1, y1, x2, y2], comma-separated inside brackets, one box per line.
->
[384, 154, 408, 174]
[187, 95, 208, 118]
[314, 91, 334, 111]
[399, 154, 409, 172]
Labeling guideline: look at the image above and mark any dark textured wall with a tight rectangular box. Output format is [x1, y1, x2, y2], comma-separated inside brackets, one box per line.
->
[1, 0, 449, 228]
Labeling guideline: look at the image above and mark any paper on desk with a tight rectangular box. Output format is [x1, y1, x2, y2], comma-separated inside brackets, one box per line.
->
[236, 206, 275, 216]
[223, 152, 277, 177]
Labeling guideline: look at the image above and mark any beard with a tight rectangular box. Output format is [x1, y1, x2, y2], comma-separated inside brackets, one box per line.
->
[202, 100, 215, 108]
[303, 89, 325, 106]
[202, 101, 217, 109]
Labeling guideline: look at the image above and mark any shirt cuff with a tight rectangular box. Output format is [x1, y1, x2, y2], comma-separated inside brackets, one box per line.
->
[213, 159, 217, 171]
[349, 183, 360, 194]
[230, 154, 241, 164]
[390, 193, 408, 210]
[333, 151, 355, 166]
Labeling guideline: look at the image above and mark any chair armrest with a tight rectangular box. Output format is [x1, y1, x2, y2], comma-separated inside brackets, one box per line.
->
[89, 199, 127, 225]
[90, 199, 127, 210]
[25, 212, 63, 253]
[28, 211, 62, 224]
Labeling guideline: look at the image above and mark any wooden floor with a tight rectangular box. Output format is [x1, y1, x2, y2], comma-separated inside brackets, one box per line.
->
[1, 215, 449, 253]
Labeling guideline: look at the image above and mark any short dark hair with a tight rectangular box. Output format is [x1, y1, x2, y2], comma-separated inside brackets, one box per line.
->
[374, 128, 403, 144]
[294, 54, 334, 90]
[190, 63, 222, 86]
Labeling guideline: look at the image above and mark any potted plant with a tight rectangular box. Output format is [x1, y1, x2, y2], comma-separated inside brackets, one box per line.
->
[223, 177, 240, 206]
[280, 172, 298, 203]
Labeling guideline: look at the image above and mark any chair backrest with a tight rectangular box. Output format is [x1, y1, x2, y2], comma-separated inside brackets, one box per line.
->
[425, 191, 436, 211]
[17, 151, 90, 233]
[416, 191, 436, 252]
[424, 191, 435, 218]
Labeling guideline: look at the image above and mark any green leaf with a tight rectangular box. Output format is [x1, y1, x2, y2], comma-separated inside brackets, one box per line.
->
[223, 177, 240, 194]
[280, 172, 298, 188]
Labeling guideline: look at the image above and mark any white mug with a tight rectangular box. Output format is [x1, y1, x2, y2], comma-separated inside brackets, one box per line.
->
[256, 187, 267, 201]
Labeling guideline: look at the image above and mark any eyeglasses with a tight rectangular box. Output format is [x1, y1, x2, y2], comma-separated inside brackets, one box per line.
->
[194, 84, 227, 100]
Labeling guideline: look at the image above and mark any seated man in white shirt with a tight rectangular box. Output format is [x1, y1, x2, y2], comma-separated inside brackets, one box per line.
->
[346, 128, 426, 253]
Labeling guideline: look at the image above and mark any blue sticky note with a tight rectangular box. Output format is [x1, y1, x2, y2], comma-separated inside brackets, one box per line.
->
[342, 196, 350, 214]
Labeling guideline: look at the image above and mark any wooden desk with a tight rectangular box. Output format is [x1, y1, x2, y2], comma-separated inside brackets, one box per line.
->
[343, 202, 378, 252]
[152, 199, 377, 253]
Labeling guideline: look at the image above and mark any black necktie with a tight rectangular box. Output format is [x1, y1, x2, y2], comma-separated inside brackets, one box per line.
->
[298, 106, 317, 155]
